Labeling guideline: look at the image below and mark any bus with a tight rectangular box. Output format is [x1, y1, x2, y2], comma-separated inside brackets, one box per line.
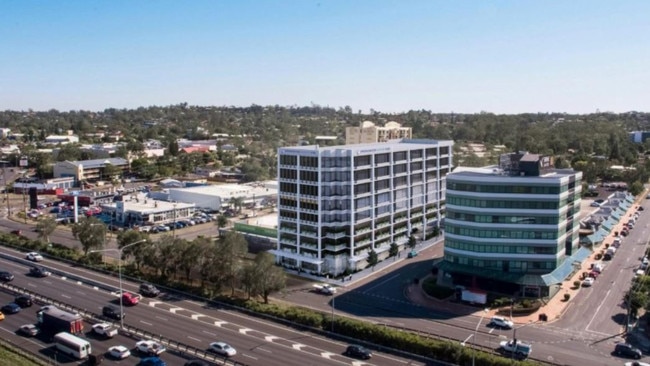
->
[53, 332, 92, 359]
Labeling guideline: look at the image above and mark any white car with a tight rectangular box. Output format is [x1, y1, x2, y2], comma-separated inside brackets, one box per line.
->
[25, 252, 43, 262]
[108, 345, 131, 359]
[92, 322, 118, 338]
[135, 340, 166, 355]
[625, 362, 650, 366]
[488, 316, 513, 329]
[582, 277, 595, 287]
[208, 341, 237, 357]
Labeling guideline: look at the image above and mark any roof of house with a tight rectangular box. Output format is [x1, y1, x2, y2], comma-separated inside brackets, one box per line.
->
[69, 158, 128, 169]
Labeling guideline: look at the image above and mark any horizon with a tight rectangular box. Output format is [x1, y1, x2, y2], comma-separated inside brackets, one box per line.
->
[2, 1, 649, 114]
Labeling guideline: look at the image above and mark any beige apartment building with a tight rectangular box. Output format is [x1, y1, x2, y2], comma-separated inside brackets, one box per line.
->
[345, 121, 412, 145]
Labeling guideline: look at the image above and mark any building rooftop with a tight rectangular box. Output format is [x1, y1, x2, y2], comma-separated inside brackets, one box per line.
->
[68, 158, 128, 169]
[169, 183, 277, 200]
[280, 138, 451, 153]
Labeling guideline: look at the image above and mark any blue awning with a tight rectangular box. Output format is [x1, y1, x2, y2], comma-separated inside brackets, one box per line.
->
[601, 217, 617, 231]
[541, 258, 578, 286]
[572, 246, 593, 262]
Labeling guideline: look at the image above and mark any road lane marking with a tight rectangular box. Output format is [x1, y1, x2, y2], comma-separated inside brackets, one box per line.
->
[61, 294, 71, 299]
[203, 330, 216, 336]
[187, 336, 201, 342]
[214, 321, 227, 327]
[76, 290, 86, 295]
[148, 301, 162, 307]
[243, 354, 258, 360]
[321, 352, 335, 359]
[265, 336, 279, 342]
[257, 347, 272, 353]
[27, 283, 36, 288]
[586, 287, 611, 331]
[140, 320, 152, 326]
[364, 273, 400, 292]
[170, 307, 183, 314]
[43, 280, 52, 285]
[292, 344, 305, 350]
[156, 316, 168, 321]
[191, 314, 204, 320]
[239, 328, 252, 334]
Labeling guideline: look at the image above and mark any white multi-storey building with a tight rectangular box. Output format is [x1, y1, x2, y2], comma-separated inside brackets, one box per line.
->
[274, 139, 453, 276]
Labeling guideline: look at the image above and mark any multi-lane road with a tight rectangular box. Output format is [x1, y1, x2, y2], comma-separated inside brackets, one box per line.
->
[0, 248, 427, 366]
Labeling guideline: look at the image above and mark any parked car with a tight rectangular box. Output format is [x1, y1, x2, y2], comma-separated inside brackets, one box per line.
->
[208, 342, 237, 357]
[25, 252, 43, 262]
[344, 344, 372, 360]
[0, 271, 14, 282]
[108, 345, 131, 359]
[588, 271, 600, 279]
[103, 305, 125, 320]
[500, 339, 532, 358]
[624, 362, 650, 366]
[10, 230, 22, 236]
[2, 303, 21, 314]
[488, 316, 513, 329]
[615, 343, 642, 359]
[29, 266, 51, 277]
[139, 283, 160, 297]
[582, 277, 595, 287]
[14, 296, 33, 308]
[18, 324, 39, 336]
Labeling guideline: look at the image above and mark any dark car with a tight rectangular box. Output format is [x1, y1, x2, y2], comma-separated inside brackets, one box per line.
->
[140, 283, 160, 297]
[0, 271, 14, 282]
[184, 361, 209, 366]
[137, 356, 166, 366]
[2, 303, 22, 314]
[102, 305, 125, 320]
[29, 266, 51, 277]
[10, 229, 22, 236]
[14, 296, 33, 308]
[614, 343, 642, 359]
[344, 345, 372, 360]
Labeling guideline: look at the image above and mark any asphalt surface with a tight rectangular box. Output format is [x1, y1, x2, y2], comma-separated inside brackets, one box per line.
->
[0, 248, 426, 366]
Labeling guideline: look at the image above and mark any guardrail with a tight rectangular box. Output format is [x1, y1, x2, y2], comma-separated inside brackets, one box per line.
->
[0, 282, 248, 366]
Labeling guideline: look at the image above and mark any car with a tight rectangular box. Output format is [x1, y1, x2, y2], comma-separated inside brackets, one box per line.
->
[2, 303, 21, 314]
[29, 266, 51, 277]
[615, 343, 642, 359]
[0, 271, 14, 282]
[25, 252, 43, 262]
[208, 342, 237, 357]
[102, 305, 125, 320]
[14, 296, 33, 308]
[18, 324, 39, 336]
[500, 339, 532, 358]
[135, 340, 166, 355]
[488, 316, 513, 329]
[582, 277, 595, 287]
[107, 345, 131, 359]
[137, 356, 167, 366]
[643, 257, 649, 265]
[140, 283, 160, 297]
[588, 271, 600, 279]
[635, 269, 646, 278]
[344, 344, 372, 360]
[122, 292, 140, 306]
[10, 229, 22, 236]
[0, 312, 4, 321]
[639, 207, 645, 211]
[407, 250, 418, 258]
[625, 362, 650, 366]
[590, 201, 602, 207]
[93, 322, 118, 338]
[184, 360, 210, 366]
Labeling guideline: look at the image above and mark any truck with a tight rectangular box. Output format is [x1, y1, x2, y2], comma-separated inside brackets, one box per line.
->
[461, 289, 487, 305]
[92, 322, 118, 338]
[37, 306, 84, 336]
[499, 339, 532, 359]
[312, 284, 337, 295]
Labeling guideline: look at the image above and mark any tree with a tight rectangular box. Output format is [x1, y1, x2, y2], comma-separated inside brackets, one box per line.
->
[35, 216, 57, 243]
[216, 215, 229, 236]
[71, 217, 107, 255]
[250, 252, 286, 304]
[229, 197, 244, 214]
[102, 163, 120, 182]
[116, 230, 150, 271]
[408, 235, 417, 249]
[216, 231, 248, 296]
[367, 250, 378, 269]
[388, 242, 399, 257]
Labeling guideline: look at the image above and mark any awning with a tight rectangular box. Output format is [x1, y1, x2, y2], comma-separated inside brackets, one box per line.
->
[572, 246, 593, 262]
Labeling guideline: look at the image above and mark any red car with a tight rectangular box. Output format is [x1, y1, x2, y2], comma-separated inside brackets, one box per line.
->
[121, 292, 139, 306]
[588, 271, 599, 279]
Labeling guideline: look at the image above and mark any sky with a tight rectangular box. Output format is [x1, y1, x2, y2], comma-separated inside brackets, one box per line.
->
[1, 0, 648, 114]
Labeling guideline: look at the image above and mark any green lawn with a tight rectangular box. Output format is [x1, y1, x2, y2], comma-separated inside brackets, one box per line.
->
[0, 344, 44, 366]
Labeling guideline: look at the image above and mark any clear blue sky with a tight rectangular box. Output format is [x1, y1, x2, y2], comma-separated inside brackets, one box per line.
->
[1, 0, 648, 114]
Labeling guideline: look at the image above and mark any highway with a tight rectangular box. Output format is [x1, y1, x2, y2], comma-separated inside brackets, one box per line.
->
[0, 249, 427, 366]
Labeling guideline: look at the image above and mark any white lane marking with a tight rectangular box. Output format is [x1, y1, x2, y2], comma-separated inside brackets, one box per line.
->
[170, 307, 183, 314]
[239, 328, 252, 334]
[76, 281, 82, 285]
[203, 330, 216, 336]
[243, 354, 258, 360]
[93, 286, 99, 290]
[61, 294, 71, 299]
[191, 314, 203, 320]
[61, 276, 67, 280]
[214, 321, 227, 327]
[293, 344, 305, 350]
[140, 320, 153, 326]
[265, 336, 279, 342]
[43, 280, 52, 285]
[148, 301, 162, 307]
[352, 362, 367, 366]
[488, 328, 495, 334]
[76, 290, 86, 295]
[364, 273, 400, 292]
[27, 283, 36, 288]
[187, 336, 201, 342]
[586, 287, 612, 331]
[257, 347, 272, 353]
[321, 352, 335, 359]
[156, 316, 168, 321]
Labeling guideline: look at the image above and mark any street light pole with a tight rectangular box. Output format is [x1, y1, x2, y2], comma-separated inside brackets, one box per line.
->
[472, 309, 489, 366]
[90, 239, 146, 329]
[331, 295, 335, 333]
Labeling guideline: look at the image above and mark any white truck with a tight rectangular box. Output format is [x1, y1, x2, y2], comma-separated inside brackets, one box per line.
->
[461, 289, 487, 305]
[499, 339, 532, 358]
[312, 284, 337, 295]
[92, 323, 118, 338]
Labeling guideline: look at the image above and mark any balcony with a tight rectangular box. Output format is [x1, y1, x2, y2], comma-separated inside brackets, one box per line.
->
[325, 244, 348, 252]
[300, 243, 318, 251]
[325, 232, 347, 239]
[279, 227, 297, 233]
[300, 230, 318, 237]
[279, 217, 298, 223]
[354, 227, 372, 235]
